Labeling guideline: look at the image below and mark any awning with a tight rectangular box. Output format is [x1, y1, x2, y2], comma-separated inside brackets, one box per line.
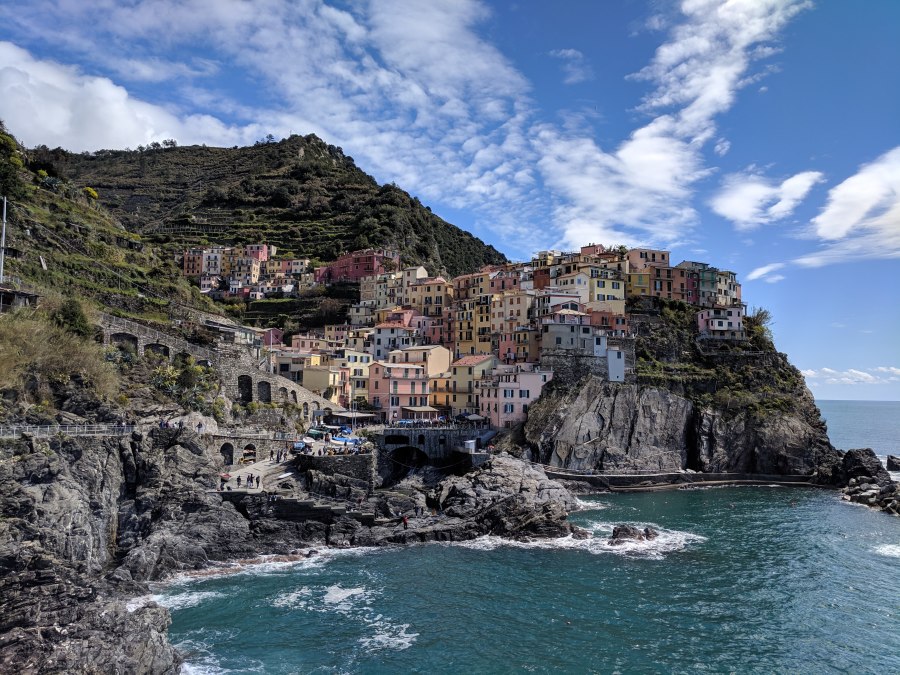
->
[466, 414, 486, 421]
[331, 411, 376, 419]
[402, 406, 439, 413]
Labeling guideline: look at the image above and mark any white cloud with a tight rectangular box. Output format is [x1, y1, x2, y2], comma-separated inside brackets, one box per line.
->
[801, 367, 900, 385]
[0, 0, 816, 258]
[710, 169, 824, 230]
[790, 146, 900, 266]
[745, 262, 784, 280]
[713, 137, 730, 156]
[543, 0, 811, 250]
[549, 48, 594, 85]
[764, 274, 785, 283]
[0, 42, 259, 150]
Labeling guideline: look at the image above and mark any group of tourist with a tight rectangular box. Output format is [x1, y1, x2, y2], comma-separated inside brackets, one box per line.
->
[270, 448, 288, 463]
[156, 418, 204, 434]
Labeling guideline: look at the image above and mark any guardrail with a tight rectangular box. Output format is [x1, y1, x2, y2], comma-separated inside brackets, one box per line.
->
[0, 424, 135, 438]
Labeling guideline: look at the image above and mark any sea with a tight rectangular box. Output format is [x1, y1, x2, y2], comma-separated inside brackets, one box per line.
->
[153, 400, 900, 674]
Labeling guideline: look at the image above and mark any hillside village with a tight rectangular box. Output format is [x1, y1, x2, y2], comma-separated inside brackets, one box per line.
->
[179, 242, 745, 429]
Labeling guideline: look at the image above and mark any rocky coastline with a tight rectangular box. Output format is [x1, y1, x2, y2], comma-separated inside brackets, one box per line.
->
[0, 428, 582, 673]
[2, 392, 896, 672]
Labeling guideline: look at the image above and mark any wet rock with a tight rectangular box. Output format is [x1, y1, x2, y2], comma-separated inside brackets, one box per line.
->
[608, 524, 659, 545]
[886, 455, 900, 472]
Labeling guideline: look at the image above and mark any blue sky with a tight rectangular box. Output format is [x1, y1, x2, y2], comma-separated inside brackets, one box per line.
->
[0, 0, 897, 400]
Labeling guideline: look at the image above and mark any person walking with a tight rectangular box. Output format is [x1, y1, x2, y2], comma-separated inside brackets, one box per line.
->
[402, 514, 409, 530]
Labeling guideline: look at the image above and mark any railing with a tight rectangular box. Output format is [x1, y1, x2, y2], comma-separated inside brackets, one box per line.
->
[0, 424, 135, 438]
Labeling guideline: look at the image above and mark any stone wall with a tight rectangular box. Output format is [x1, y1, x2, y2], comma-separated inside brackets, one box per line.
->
[540, 337, 636, 388]
[295, 453, 376, 488]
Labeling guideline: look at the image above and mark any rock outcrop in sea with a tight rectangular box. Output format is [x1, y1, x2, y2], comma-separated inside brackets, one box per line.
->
[840, 448, 900, 515]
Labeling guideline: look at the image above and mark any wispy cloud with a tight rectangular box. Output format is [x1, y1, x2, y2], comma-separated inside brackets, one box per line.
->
[795, 146, 900, 267]
[543, 0, 812, 249]
[0, 0, 815, 257]
[710, 169, 824, 230]
[802, 367, 900, 386]
[549, 48, 594, 85]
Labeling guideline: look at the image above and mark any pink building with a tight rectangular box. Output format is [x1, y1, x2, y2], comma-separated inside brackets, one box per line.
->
[368, 360, 432, 422]
[697, 306, 746, 340]
[315, 248, 401, 283]
[244, 244, 275, 262]
[478, 363, 553, 428]
[627, 248, 670, 270]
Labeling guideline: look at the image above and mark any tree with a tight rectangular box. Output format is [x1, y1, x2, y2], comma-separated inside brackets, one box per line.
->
[53, 299, 92, 338]
[746, 306, 775, 351]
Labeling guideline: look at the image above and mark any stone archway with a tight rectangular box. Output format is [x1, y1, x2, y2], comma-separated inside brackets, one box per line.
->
[242, 443, 257, 463]
[385, 445, 429, 483]
[144, 343, 171, 359]
[278, 386, 288, 402]
[238, 375, 253, 403]
[220, 442, 234, 465]
[110, 332, 139, 354]
[291, 390, 297, 404]
[257, 380, 272, 403]
[302, 402, 309, 418]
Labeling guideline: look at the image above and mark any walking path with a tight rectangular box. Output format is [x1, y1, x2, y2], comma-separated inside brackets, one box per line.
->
[0, 424, 135, 439]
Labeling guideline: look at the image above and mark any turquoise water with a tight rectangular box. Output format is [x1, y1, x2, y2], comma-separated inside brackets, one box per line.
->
[159, 402, 900, 674]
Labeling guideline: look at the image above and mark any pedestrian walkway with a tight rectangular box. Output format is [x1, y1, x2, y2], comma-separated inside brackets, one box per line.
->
[219, 453, 297, 493]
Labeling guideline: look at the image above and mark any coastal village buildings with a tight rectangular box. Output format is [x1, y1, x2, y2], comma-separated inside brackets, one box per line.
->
[185, 240, 746, 424]
[478, 363, 553, 428]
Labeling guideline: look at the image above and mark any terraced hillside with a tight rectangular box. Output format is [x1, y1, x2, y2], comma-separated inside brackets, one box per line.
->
[42, 134, 507, 277]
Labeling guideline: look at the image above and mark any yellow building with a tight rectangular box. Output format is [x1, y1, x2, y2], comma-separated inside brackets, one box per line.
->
[450, 354, 497, 416]
[429, 371, 452, 412]
[626, 271, 650, 298]
[302, 365, 345, 404]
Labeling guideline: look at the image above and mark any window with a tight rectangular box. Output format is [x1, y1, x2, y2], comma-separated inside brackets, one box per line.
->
[503, 404, 514, 413]
[520, 390, 530, 398]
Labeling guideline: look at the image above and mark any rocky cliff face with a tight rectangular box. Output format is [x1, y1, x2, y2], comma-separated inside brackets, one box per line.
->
[524, 375, 842, 481]
[1, 424, 578, 671]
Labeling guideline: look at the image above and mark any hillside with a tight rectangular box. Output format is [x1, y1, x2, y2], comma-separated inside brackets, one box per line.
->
[37, 134, 507, 277]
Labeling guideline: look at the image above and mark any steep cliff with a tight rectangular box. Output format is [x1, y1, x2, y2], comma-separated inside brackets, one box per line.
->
[523, 300, 843, 482]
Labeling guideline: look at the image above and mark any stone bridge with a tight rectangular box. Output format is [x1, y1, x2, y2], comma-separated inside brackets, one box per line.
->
[98, 313, 338, 416]
[377, 426, 496, 469]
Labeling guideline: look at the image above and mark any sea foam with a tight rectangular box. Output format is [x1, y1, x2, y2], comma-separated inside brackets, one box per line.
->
[450, 521, 705, 560]
[874, 544, 900, 558]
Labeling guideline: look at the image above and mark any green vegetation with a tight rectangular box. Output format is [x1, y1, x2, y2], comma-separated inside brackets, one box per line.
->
[633, 297, 804, 419]
[149, 353, 219, 413]
[0, 308, 118, 403]
[44, 134, 506, 277]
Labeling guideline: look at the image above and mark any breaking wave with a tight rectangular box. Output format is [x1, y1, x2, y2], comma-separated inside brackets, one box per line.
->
[874, 544, 900, 558]
[450, 520, 705, 560]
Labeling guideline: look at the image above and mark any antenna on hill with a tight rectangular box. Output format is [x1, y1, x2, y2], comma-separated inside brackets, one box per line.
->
[0, 196, 6, 284]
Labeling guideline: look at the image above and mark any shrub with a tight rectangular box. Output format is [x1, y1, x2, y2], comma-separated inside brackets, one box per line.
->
[52, 299, 93, 337]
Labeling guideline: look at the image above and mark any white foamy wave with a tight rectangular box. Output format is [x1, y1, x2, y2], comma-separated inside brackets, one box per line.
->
[450, 523, 705, 559]
[874, 544, 900, 558]
[359, 618, 418, 652]
[152, 590, 225, 611]
[574, 496, 608, 511]
[323, 585, 368, 609]
[270, 586, 312, 609]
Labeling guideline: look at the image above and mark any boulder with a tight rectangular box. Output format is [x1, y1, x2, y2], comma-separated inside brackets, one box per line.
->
[841, 448, 892, 487]
[886, 455, 900, 472]
[608, 524, 659, 545]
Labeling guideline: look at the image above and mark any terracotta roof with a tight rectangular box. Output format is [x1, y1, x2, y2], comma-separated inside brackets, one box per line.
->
[452, 355, 495, 366]
[374, 322, 410, 329]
